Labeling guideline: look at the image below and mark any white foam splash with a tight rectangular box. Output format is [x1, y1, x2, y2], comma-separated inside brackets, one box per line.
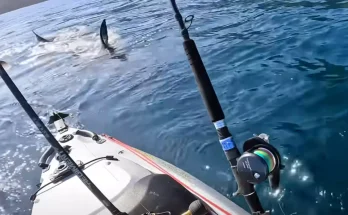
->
[2, 25, 124, 68]
[0, 42, 35, 59]
[28, 25, 123, 60]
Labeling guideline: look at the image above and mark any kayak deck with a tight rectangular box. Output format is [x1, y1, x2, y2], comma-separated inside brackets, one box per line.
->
[31, 127, 250, 215]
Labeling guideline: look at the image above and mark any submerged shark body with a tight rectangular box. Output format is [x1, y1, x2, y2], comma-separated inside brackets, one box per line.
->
[32, 19, 125, 60]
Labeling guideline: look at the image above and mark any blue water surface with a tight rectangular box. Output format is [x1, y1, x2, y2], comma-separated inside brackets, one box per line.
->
[1, 0, 348, 214]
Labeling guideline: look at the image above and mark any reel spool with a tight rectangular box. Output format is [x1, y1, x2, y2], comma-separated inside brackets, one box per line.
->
[237, 135, 281, 187]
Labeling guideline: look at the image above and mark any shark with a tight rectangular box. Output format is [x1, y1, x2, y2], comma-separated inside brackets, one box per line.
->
[1, 19, 126, 68]
[33, 19, 125, 59]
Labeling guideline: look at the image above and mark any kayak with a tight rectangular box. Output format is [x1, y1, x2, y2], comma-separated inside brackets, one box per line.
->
[31, 114, 251, 215]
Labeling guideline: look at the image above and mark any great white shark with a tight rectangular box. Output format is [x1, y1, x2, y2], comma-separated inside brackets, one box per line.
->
[33, 19, 123, 58]
[1, 19, 126, 68]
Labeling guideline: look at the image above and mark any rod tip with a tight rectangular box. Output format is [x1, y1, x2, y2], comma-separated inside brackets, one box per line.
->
[0, 61, 11, 71]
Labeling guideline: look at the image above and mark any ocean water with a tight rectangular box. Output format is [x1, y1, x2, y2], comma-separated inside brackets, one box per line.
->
[1, 0, 348, 214]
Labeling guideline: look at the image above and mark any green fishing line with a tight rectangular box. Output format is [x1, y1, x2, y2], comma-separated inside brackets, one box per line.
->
[253, 148, 275, 172]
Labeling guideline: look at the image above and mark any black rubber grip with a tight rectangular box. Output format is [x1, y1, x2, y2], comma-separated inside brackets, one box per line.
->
[183, 39, 224, 122]
[225, 149, 241, 166]
[217, 126, 232, 140]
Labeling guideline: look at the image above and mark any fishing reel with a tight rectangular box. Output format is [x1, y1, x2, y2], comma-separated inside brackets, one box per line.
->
[237, 134, 282, 189]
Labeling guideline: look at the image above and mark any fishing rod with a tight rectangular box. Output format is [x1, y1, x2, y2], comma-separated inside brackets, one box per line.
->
[0, 65, 125, 215]
[169, 1, 282, 214]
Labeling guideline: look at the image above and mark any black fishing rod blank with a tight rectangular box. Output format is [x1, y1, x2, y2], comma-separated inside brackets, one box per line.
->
[169, 1, 282, 214]
[0, 65, 125, 215]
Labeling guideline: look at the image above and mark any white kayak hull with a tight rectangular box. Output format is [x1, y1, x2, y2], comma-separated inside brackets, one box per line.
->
[31, 123, 250, 215]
